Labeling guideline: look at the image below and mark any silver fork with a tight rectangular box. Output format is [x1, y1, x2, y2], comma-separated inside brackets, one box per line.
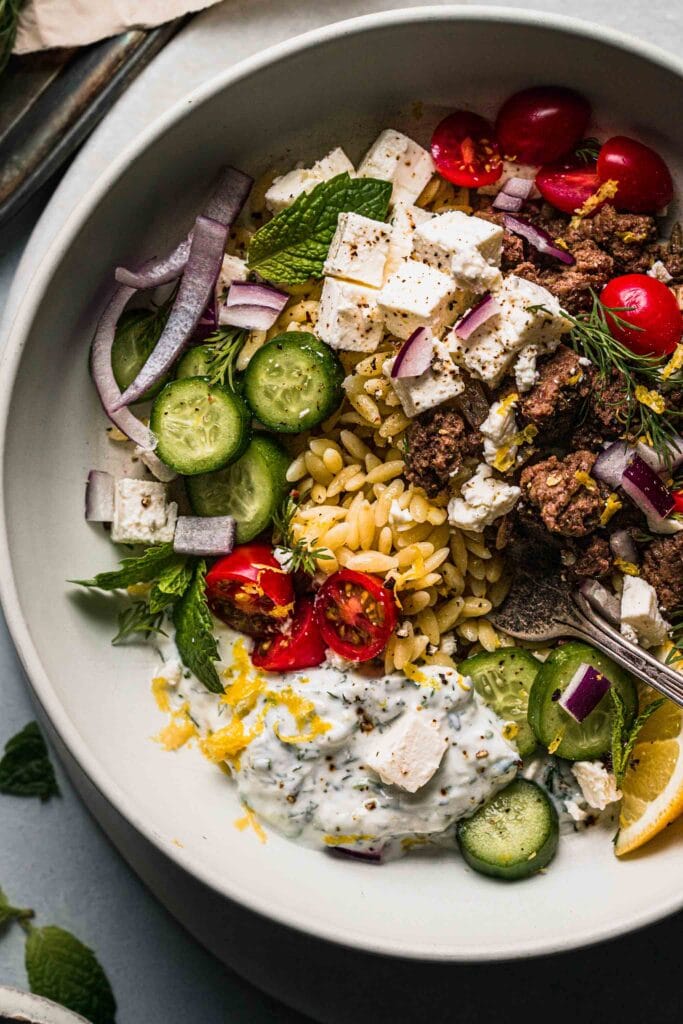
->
[489, 569, 683, 707]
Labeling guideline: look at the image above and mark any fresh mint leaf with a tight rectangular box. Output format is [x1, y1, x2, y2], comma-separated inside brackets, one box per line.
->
[247, 173, 392, 284]
[0, 722, 59, 801]
[25, 925, 116, 1024]
[0, 885, 33, 932]
[610, 690, 665, 786]
[173, 560, 223, 693]
[148, 557, 193, 614]
[71, 543, 176, 591]
[112, 602, 166, 645]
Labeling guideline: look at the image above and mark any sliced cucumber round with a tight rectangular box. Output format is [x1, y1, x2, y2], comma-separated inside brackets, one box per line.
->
[457, 779, 559, 881]
[243, 332, 343, 433]
[186, 434, 289, 543]
[111, 308, 168, 402]
[175, 344, 215, 380]
[150, 377, 251, 476]
[528, 641, 637, 761]
[459, 648, 539, 758]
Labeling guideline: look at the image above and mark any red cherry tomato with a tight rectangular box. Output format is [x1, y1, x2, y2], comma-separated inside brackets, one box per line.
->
[600, 274, 682, 357]
[206, 544, 294, 637]
[535, 159, 601, 214]
[315, 569, 397, 662]
[251, 598, 326, 672]
[672, 492, 683, 515]
[597, 136, 673, 213]
[431, 111, 502, 188]
[495, 86, 591, 164]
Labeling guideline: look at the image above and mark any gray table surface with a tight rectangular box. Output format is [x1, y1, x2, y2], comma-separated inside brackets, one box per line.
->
[0, 2, 681, 1022]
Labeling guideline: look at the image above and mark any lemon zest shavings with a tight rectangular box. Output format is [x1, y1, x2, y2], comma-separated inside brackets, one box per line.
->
[234, 805, 267, 844]
[600, 492, 623, 526]
[661, 343, 683, 381]
[574, 470, 597, 492]
[155, 702, 197, 751]
[323, 834, 374, 847]
[402, 662, 437, 687]
[570, 179, 619, 225]
[547, 733, 564, 755]
[503, 722, 519, 741]
[614, 558, 640, 576]
[634, 384, 666, 414]
[269, 686, 331, 744]
[151, 675, 171, 713]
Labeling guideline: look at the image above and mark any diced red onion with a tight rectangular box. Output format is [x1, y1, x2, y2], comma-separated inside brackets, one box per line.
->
[390, 327, 434, 378]
[593, 442, 636, 490]
[218, 281, 289, 331]
[135, 447, 177, 483]
[579, 580, 621, 628]
[173, 516, 236, 557]
[332, 847, 384, 864]
[502, 177, 534, 200]
[115, 167, 252, 289]
[609, 529, 639, 565]
[558, 663, 611, 722]
[193, 298, 218, 343]
[621, 455, 675, 529]
[454, 292, 500, 341]
[85, 470, 114, 522]
[493, 192, 524, 213]
[90, 284, 156, 450]
[504, 214, 576, 266]
[112, 216, 228, 409]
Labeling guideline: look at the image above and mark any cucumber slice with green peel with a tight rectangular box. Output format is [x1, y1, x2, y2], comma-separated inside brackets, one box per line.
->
[150, 377, 251, 476]
[187, 435, 290, 543]
[111, 308, 169, 402]
[528, 641, 637, 761]
[457, 779, 559, 881]
[243, 332, 343, 433]
[459, 648, 540, 758]
[175, 345, 215, 380]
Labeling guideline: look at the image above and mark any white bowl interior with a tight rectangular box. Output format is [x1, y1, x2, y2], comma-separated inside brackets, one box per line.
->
[2, 10, 683, 959]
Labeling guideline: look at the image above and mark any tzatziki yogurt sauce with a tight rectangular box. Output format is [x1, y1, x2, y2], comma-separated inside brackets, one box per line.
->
[156, 627, 521, 860]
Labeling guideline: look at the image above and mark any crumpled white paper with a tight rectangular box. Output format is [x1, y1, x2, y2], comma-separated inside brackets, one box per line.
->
[13, 0, 224, 54]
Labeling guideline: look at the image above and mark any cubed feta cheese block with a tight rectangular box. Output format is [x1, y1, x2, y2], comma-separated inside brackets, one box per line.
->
[412, 210, 503, 290]
[478, 160, 541, 198]
[448, 463, 520, 532]
[378, 259, 463, 340]
[571, 761, 621, 810]
[384, 337, 464, 417]
[111, 478, 177, 545]
[387, 202, 434, 274]
[265, 147, 355, 213]
[323, 212, 392, 288]
[363, 708, 448, 792]
[316, 277, 384, 352]
[620, 575, 670, 648]
[446, 275, 570, 385]
[216, 253, 248, 304]
[357, 129, 435, 207]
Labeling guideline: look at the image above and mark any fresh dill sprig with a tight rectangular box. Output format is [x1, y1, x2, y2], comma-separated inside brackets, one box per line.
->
[112, 601, 167, 645]
[665, 608, 683, 667]
[0, 0, 23, 77]
[203, 327, 247, 390]
[272, 495, 332, 576]
[574, 137, 601, 164]
[610, 689, 666, 787]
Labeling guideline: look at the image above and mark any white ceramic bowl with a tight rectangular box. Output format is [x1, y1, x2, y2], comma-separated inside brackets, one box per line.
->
[1, 6, 682, 973]
[0, 987, 88, 1024]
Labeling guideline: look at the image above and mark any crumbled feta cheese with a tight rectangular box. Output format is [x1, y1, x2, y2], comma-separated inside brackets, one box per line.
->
[384, 337, 464, 416]
[363, 707, 448, 792]
[265, 147, 354, 213]
[447, 463, 520, 532]
[324, 649, 356, 671]
[620, 575, 670, 649]
[478, 160, 541, 197]
[388, 498, 412, 527]
[111, 478, 177, 545]
[216, 253, 248, 304]
[571, 761, 622, 810]
[513, 347, 540, 392]
[357, 129, 435, 207]
[438, 633, 457, 657]
[378, 259, 463, 340]
[412, 210, 503, 290]
[387, 202, 434, 274]
[480, 397, 519, 469]
[647, 259, 673, 284]
[446, 275, 570, 385]
[323, 212, 392, 288]
[316, 277, 384, 352]
[273, 546, 295, 572]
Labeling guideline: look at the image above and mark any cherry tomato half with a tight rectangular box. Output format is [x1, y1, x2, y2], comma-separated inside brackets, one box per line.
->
[600, 274, 682, 357]
[496, 86, 591, 164]
[672, 492, 683, 515]
[535, 159, 601, 215]
[251, 597, 326, 672]
[597, 136, 673, 213]
[206, 544, 294, 637]
[431, 111, 502, 188]
[315, 569, 397, 663]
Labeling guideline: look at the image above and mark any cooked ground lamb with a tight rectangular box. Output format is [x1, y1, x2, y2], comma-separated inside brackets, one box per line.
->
[520, 450, 607, 537]
[513, 239, 614, 314]
[571, 535, 613, 578]
[563, 206, 658, 273]
[641, 533, 683, 612]
[405, 409, 481, 497]
[573, 369, 634, 446]
[519, 344, 592, 440]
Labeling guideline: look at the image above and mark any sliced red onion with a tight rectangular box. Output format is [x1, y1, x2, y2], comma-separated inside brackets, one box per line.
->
[85, 470, 114, 522]
[90, 284, 156, 450]
[193, 298, 218, 343]
[115, 166, 252, 289]
[218, 281, 289, 331]
[113, 216, 228, 409]
[609, 529, 639, 565]
[332, 847, 384, 864]
[390, 327, 434, 378]
[621, 455, 675, 529]
[558, 663, 611, 723]
[453, 292, 500, 341]
[173, 516, 236, 557]
[135, 447, 178, 483]
[579, 580, 621, 628]
[635, 436, 683, 474]
[502, 177, 534, 200]
[504, 214, 576, 266]
[593, 442, 636, 490]
[492, 191, 524, 213]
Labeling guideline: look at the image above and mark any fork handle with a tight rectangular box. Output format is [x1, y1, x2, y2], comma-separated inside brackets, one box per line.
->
[563, 597, 683, 708]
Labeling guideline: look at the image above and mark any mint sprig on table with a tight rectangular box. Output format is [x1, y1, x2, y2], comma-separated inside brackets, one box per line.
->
[173, 560, 223, 694]
[0, 722, 59, 801]
[71, 542, 179, 590]
[247, 173, 392, 284]
[0, 0, 23, 78]
[610, 689, 665, 787]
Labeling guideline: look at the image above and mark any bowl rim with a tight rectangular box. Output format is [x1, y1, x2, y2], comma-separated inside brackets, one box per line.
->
[1, 4, 682, 962]
[0, 986, 90, 1024]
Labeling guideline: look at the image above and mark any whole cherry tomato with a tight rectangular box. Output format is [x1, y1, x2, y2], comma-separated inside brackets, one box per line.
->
[597, 136, 673, 213]
[431, 111, 502, 188]
[535, 159, 601, 215]
[600, 274, 682, 357]
[315, 569, 397, 662]
[251, 597, 326, 672]
[206, 544, 294, 637]
[495, 86, 591, 164]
